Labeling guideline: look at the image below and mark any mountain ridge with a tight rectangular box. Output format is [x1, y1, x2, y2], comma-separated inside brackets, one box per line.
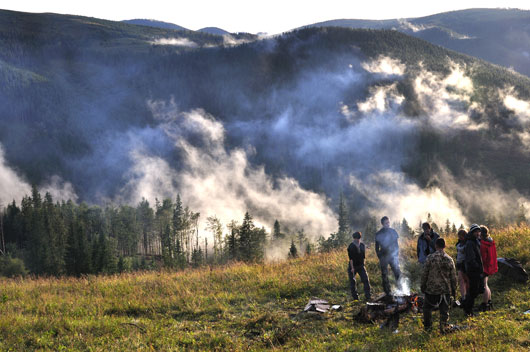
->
[304, 8, 530, 76]
[1, 10, 530, 229]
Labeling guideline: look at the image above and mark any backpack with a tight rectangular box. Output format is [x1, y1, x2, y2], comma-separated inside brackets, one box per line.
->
[497, 258, 529, 283]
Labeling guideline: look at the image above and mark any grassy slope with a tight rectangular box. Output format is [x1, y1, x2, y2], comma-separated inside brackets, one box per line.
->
[0, 227, 529, 351]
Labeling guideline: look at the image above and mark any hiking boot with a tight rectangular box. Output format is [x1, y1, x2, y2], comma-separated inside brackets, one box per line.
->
[479, 302, 487, 312]
[487, 300, 493, 311]
[352, 293, 359, 300]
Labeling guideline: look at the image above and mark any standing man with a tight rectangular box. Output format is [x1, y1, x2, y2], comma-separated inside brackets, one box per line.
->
[462, 223, 484, 316]
[347, 231, 371, 301]
[417, 222, 439, 265]
[375, 216, 401, 295]
[421, 238, 457, 333]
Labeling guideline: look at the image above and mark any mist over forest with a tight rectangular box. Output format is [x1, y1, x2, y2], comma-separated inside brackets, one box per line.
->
[1, 9, 530, 272]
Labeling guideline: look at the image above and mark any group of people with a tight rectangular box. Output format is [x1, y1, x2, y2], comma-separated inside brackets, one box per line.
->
[347, 216, 498, 333]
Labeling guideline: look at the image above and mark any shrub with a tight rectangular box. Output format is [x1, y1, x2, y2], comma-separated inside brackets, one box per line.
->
[0, 255, 28, 277]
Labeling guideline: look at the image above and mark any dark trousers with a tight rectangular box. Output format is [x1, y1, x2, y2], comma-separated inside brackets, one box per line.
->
[463, 272, 484, 315]
[380, 256, 401, 295]
[348, 264, 371, 299]
[423, 293, 450, 331]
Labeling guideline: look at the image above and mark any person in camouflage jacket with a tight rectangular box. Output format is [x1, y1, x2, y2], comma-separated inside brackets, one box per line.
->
[421, 238, 457, 333]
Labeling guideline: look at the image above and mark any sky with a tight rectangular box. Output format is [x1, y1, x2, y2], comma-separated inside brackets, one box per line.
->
[1, 0, 529, 34]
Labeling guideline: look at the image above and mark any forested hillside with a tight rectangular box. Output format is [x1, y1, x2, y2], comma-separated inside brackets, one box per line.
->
[307, 8, 530, 76]
[1, 10, 530, 276]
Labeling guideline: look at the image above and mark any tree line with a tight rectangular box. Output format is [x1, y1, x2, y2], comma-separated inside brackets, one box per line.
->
[1, 186, 527, 278]
[0, 187, 303, 277]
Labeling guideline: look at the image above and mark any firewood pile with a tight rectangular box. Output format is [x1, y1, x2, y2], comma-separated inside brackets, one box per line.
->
[355, 293, 423, 325]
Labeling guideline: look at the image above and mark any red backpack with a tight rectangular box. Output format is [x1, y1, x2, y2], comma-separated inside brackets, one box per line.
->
[480, 239, 498, 276]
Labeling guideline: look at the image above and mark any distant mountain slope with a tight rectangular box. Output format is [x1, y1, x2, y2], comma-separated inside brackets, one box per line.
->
[1, 10, 530, 226]
[306, 8, 530, 76]
[198, 27, 230, 35]
[122, 19, 189, 31]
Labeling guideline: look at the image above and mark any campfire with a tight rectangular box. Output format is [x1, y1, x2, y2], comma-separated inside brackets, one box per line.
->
[356, 293, 423, 330]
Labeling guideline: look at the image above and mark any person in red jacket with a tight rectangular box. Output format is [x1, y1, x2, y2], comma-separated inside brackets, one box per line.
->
[480, 225, 497, 311]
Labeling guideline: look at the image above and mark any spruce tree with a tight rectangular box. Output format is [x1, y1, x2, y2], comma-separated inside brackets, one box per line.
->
[288, 239, 298, 259]
[226, 220, 238, 260]
[401, 218, 412, 237]
[273, 220, 283, 240]
[363, 217, 377, 244]
[444, 219, 451, 234]
[137, 198, 154, 256]
[238, 212, 254, 261]
[337, 193, 350, 246]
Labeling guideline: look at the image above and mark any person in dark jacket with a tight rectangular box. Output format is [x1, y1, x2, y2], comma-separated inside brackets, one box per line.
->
[462, 223, 484, 316]
[375, 216, 401, 295]
[417, 222, 439, 265]
[455, 229, 469, 302]
[347, 231, 371, 300]
[479, 225, 497, 311]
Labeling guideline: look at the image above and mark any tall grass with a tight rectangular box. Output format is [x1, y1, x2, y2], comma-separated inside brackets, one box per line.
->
[0, 226, 529, 351]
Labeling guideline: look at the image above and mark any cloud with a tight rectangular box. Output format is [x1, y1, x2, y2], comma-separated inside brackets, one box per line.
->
[502, 90, 530, 124]
[499, 87, 530, 149]
[349, 170, 467, 227]
[0, 145, 31, 206]
[431, 166, 530, 224]
[0, 144, 77, 206]
[361, 55, 406, 76]
[412, 63, 487, 131]
[222, 34, 252, 46]
[357, 83, 404, 114]
[122, 105, 337, 242]
[396, 19, 432, 33]
[151, 37, 199, 47]
[40, 175, 79, 203]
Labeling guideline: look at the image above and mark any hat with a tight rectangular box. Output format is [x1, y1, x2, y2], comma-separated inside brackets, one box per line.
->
[469, 224, 481, 234]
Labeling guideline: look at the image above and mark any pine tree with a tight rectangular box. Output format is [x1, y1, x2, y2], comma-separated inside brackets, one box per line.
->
[226, 220, 238, 261]
[238, 212, 254, 261]
[137, 198, 154, 256]
[297, 228, 306, 253]
[273, 220, 283, 240]
[363, 217, 377, 244]
[337, 193, 350, 246]
[161, 223, 173, 267]
[444, 219, 451, 234]
[401, 218, 412, 237]
[288, 239, 298, 259]
[250, 227, 266, 262]
[43, 192, 66, 275]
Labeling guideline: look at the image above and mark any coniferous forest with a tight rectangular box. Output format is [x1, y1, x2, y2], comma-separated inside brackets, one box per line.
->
[2, 187, 527, 277]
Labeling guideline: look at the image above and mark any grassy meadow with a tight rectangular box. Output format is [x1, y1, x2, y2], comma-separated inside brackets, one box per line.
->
[1, 226, 529, 351]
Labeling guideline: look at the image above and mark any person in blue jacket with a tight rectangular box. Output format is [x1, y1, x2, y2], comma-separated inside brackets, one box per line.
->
[375, 216, 401, 295]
